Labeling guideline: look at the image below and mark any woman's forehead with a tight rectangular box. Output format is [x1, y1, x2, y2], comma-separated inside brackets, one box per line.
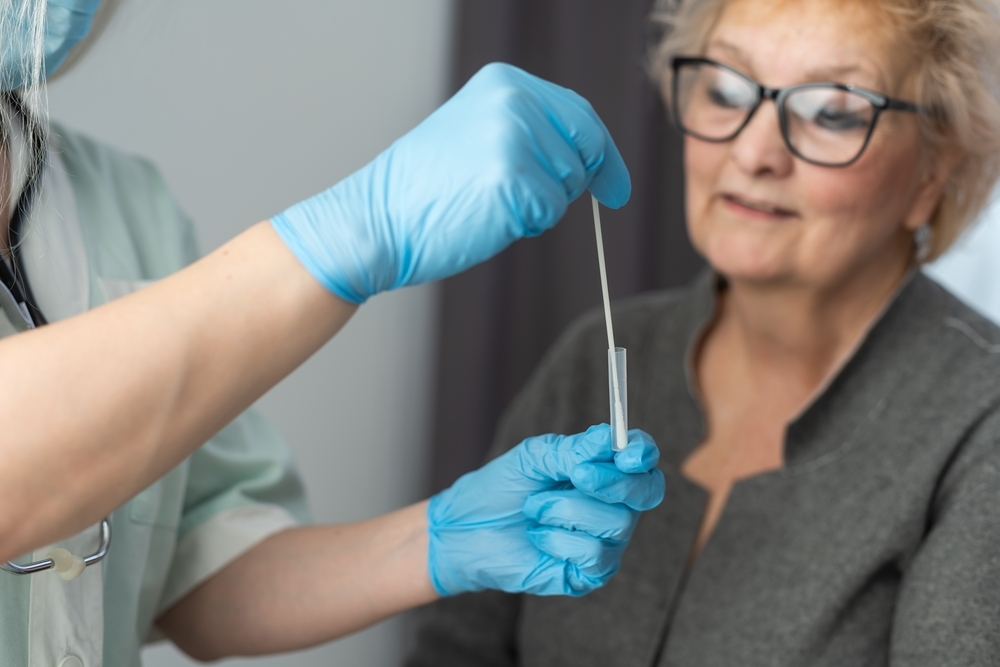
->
[705, 0, 907, 92]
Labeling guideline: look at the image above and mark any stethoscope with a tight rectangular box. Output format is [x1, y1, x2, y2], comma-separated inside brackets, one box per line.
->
[0, 92, 112, 581]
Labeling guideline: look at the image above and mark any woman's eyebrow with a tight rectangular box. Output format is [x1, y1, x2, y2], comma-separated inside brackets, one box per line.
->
[804, 64, 867, 80]
[803, 63, 887, 89]
[705, 39, 751, 66]
[706, 39, 886, 89]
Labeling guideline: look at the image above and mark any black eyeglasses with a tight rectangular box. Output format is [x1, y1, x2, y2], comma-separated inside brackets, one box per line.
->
[670, 57, 927, 167]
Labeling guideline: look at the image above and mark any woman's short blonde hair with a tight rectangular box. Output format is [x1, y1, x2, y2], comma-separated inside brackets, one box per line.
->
[651, 0, 1000, 261]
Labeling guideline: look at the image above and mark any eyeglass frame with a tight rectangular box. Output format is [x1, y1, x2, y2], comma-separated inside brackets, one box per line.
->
[670, 56, 929, 168]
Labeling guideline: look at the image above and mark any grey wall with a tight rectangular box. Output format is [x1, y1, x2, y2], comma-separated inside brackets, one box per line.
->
[46, 1, 453, 665]
[926, 194, 1000, 326]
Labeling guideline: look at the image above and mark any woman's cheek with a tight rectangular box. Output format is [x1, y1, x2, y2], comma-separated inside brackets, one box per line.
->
[683, 139, 723, 257]
[799, 133, 920, 234]
[799, 168, 868, 224]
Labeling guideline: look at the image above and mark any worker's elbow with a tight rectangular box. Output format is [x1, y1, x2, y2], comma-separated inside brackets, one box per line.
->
[180, 643, 225, 663]
[156, 621, 227, 663]
[156, 597, 232, 663]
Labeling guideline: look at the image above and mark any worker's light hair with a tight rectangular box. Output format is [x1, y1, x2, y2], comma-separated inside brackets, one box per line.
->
[0, 0, 46, 234]
[0, 0, 119, 233]
[0, 0, 121, 112]
[651, 0, 1000, 262]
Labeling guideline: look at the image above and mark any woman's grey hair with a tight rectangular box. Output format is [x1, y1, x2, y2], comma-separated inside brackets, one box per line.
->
[650, 0, 1000, 261]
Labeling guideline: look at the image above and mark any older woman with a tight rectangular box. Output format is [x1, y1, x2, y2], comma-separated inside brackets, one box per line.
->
[406, 0, 1000, 665]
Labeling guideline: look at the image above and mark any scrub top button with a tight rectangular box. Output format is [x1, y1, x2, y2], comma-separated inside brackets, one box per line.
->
[57, 656, 84, 667]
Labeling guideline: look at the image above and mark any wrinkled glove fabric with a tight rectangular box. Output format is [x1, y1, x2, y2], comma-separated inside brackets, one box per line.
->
[427, 425, 665, 597]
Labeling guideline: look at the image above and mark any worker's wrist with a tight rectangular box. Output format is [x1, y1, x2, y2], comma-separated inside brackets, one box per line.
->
[390, 500, 439, 605]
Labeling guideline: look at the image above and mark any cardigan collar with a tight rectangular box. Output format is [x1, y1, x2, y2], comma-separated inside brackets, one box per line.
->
[643, 268, 938, 470]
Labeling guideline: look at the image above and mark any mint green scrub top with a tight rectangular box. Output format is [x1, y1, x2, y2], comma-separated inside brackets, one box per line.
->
[0, 122, 310, 667]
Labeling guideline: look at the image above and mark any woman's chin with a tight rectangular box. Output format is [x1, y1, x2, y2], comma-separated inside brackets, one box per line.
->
[702, 240, 797, 285]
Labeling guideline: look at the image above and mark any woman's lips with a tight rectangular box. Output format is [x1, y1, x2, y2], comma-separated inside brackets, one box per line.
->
[720, 193, 798, 219]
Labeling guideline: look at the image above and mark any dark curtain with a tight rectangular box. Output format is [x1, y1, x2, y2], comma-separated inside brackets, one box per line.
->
[429, 0, 704, 492]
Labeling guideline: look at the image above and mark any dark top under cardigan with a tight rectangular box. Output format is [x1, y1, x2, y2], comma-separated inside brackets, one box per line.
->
[407, 270, 1000, 667]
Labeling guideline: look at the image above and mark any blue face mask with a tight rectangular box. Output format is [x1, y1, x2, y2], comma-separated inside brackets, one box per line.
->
[0, 0, 102, 90]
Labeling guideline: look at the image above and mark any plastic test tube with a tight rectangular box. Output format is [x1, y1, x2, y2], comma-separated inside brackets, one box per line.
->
[609, 347, 628, 451]
[592, 194, 629, 452]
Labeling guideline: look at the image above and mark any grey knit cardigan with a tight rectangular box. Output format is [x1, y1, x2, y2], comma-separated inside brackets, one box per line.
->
[407, 271, 1000, 667]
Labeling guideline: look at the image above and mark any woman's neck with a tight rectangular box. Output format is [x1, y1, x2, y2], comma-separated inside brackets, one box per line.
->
[716, 246, 913, 401]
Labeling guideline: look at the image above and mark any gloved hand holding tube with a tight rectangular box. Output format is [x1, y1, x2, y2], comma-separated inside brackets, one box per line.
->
[427, 425, 665, 597]
[271, 61, 631, 304]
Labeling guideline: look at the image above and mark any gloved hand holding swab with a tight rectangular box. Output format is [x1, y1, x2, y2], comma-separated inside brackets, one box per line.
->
[591, 195, 628, 452]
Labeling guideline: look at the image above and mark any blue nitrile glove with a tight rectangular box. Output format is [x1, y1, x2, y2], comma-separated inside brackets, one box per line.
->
[427, 425, 665, 597]
[271, 62, 631, 304]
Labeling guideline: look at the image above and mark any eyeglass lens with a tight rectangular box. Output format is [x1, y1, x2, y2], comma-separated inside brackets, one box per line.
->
[675, 61, 877, 165]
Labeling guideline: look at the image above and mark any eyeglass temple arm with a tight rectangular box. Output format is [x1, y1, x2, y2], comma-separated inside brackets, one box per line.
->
[884, 98, 928, 114]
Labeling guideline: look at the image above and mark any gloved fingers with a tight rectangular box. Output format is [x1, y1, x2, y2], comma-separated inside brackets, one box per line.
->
[524, 76, 630, 209]
[497, 426, 665, 508]
[526, 525, 625, 579]
[530, 85, 630, 209]
[548, 89, 631, 210]
[523, 489, 638, 541]
[613, 429, 661, 473]
[466, 63, 630, 210]
[506, 160, 573, 238]
[562, 563, 610, 597]
[571, 463, 666, 511]
[516, 424, 614, 483]
[523, 559, 607, 597]
[517, 106, 594, 211]
[506, 554, 603, 597]
[539, 89, 631, 209]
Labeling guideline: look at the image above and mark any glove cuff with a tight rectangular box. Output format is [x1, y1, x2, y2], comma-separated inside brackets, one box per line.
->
[270, 214, 367, 304]
[426, 492, 489, 597]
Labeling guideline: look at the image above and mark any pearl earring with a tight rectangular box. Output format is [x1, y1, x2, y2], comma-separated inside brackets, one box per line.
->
[914, 224, 932, 263]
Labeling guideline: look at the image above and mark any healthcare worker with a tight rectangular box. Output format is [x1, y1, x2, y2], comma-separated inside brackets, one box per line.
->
[0, 1, 666, 666]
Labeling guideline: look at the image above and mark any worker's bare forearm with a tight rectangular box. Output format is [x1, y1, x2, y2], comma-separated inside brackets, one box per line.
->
[156, 500, 438, 660]
[0, 222, 355, 562]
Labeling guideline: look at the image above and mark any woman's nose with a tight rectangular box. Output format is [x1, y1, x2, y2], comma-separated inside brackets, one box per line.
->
[728, 101, 794, 178]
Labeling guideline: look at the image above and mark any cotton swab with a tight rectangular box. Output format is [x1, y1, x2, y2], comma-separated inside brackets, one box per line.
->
[591, 195, 628, 452]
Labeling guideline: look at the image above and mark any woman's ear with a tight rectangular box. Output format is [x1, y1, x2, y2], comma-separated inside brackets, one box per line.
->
[902, 143, 964, 233]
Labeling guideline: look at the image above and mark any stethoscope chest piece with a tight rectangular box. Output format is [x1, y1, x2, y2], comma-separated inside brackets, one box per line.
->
[2, 517, 112, 580]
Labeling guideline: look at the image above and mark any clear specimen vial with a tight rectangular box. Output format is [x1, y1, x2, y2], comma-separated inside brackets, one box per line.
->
[608, 346, 628, 451]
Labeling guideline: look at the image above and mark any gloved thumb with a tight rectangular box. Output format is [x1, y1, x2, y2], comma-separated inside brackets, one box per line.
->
[585, 124, 631, 209]
[570, 429, 665, 510]
[514, 425, 617, 485]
